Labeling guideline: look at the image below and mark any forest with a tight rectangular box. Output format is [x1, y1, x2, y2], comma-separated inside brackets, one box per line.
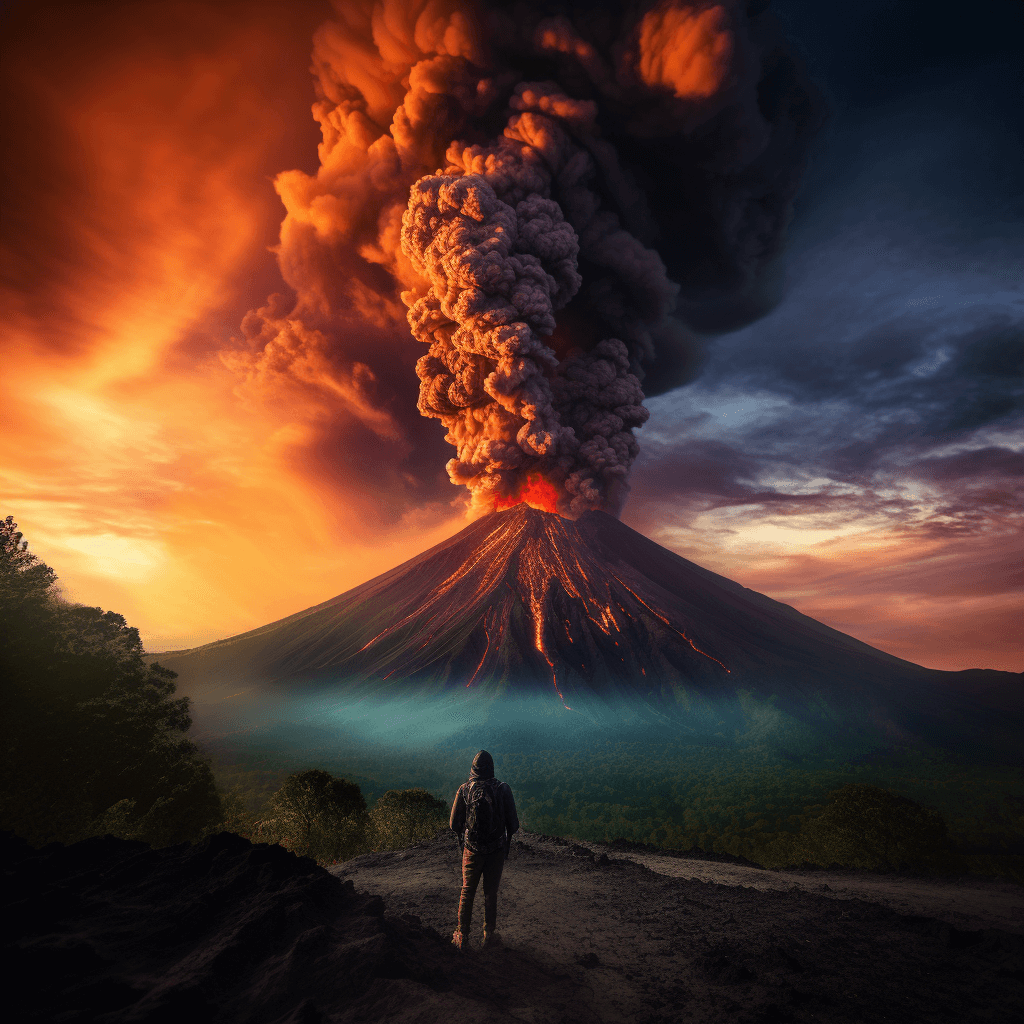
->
[210, 731, 1024, 880]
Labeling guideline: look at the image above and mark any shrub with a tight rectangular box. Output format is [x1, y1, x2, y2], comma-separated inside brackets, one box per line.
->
[369, 787, 447, 851]
[253, 769, 368, 864]
[798, 783, 955, 872]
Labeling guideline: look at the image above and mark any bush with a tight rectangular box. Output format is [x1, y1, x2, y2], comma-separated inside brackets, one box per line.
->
[798, 784, 955, 872]
[253, 769, 368, 864]
[369, 788, 447, 851]
[218, 785, 272, 842]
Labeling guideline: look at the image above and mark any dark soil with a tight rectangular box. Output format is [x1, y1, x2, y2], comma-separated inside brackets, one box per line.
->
[5, 828, 1022, 1023]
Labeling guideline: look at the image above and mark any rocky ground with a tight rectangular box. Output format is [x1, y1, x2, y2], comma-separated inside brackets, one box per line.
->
[5, 829, 1022, 1023]
[332, 830, 1024, 1024]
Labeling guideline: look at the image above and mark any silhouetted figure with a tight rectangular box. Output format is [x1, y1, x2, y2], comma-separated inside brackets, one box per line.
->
[449, 749, 520, 951]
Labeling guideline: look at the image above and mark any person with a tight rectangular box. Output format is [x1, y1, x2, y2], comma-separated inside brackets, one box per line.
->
[449, 749, 519, 951]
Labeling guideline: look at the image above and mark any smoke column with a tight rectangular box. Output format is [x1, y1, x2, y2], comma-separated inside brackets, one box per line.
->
[239, 0, 824, 516]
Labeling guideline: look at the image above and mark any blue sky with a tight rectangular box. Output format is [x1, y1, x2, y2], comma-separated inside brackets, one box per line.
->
[625, 1, 1022, 670]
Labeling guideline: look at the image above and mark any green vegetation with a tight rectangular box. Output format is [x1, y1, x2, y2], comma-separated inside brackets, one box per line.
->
[369, 786, 448, 851]
[250, 769, 368, 863]
[208, 732, 1024, 882]
[499, 742, 1023, 881]
[221, 768, 447, 866]
[0, 516, 221, 848]
[798, 784, 954, 872]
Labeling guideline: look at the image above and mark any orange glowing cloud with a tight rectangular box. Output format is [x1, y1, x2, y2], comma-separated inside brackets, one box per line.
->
[0, 1, 464, 652]
[637, 1, 734, 100]
[634, 510, 1023, 673]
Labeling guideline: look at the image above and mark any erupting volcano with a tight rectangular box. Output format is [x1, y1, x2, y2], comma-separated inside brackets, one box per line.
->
[157, 505, 1021, 757]
[152, 3, 1019, 759]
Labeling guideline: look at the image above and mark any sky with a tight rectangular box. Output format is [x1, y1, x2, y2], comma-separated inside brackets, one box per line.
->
[2, 0, 1021, 670]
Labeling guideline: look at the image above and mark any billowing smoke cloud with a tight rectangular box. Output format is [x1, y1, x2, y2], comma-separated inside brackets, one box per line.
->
[240, 0, 824, 515]
[401, 115, 654, 513]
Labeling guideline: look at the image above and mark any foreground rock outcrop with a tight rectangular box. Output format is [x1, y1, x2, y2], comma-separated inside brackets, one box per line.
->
[5, 828, 1023, 1023]
[4, 831, 461, 1023]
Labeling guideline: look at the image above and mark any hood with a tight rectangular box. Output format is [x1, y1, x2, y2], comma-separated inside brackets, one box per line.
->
[469, 749, 494, 781]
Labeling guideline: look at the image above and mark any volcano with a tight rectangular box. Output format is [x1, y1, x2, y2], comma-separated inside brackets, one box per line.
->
[156, 506, 1021, 757]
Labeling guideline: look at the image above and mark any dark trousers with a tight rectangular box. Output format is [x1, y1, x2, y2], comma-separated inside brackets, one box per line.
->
[458, 845, 505, 935]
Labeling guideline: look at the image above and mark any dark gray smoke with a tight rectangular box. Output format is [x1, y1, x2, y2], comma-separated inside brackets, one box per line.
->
[240, 0, 824, 515]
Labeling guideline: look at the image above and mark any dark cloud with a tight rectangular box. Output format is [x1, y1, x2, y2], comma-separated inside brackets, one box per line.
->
[228, 0, 826, 515]
[627, 34, 1023, 531]
[621, 3, 1022, 672]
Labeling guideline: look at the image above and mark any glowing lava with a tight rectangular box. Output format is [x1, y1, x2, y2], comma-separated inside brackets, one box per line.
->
[491, 475, 565, 516]
[493, 473, 561, 514]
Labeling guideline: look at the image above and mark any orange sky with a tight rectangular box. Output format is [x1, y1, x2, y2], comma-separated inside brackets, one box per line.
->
[1, 0, 464, 652]
[1, 1, 1018, 671]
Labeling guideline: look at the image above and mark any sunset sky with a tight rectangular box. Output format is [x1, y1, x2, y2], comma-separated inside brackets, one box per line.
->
[2, 0, 1020, 671]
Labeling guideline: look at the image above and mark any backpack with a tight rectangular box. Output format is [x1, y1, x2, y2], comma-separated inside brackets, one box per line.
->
[465, 779, 504, 851]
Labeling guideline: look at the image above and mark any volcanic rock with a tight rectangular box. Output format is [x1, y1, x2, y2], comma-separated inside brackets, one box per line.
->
[6, 828, 1023, 1024]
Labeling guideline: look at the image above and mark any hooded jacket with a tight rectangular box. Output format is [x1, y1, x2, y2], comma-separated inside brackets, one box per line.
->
[450, 750, 520, 855]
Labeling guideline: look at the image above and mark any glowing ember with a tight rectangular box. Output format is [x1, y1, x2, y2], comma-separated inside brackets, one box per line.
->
[493, 473, 561, 514]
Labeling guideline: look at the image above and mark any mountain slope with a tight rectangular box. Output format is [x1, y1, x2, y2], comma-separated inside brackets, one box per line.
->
[154, 507, 1021, 752]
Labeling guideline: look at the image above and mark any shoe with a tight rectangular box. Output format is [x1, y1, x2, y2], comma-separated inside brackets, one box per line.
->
[481, 931, 503, 950]
[451, 930, 466, 951]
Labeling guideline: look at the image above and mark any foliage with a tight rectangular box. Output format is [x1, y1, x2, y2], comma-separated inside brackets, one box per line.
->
[217, 784, 273, 842]
[797, 783, 955, 872]
[0, 515, 222, 847]
[368, 787, 447, 851]
[253, 769, 368, 864]
[240, 772, 449, 865]
[214, 733, 1023, 882]
[0, 516, 56, 611]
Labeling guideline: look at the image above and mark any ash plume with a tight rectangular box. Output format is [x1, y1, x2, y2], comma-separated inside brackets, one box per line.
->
[240, 0, 824, 516]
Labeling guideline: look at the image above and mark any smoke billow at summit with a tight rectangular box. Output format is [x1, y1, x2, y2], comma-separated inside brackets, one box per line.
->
[233, 0, 824, 516]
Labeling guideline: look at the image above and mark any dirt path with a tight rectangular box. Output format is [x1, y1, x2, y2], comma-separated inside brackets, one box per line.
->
[553, 833, 1024, 936]
[330, 831, 1024, 1024]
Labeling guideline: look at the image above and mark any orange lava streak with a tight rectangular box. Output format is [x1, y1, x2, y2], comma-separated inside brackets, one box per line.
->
[466, 608, 492, 688]
[519, 532, 573, 709]
[610, 571, 730, 672]
[357, 628, 389, 653]
[493, 473, 561, 513]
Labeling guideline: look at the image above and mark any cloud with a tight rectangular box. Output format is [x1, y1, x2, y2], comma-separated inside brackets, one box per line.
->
[225, 0, 825, 514]
[624, 57, 1023, 670]
[0, 1, 466, 650]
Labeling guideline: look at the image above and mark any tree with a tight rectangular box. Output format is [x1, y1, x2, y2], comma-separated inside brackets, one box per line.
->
[0, 516, 58, 681]
[0, 515, 222, 847]
[0, 516, 56, 606]
[254, 769, 368, 864]
[369, 787, 447, 851]
[799, 783, 954, 872]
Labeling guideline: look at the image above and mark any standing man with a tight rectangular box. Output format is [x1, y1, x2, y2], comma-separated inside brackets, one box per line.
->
[449, 749, 519, 951]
